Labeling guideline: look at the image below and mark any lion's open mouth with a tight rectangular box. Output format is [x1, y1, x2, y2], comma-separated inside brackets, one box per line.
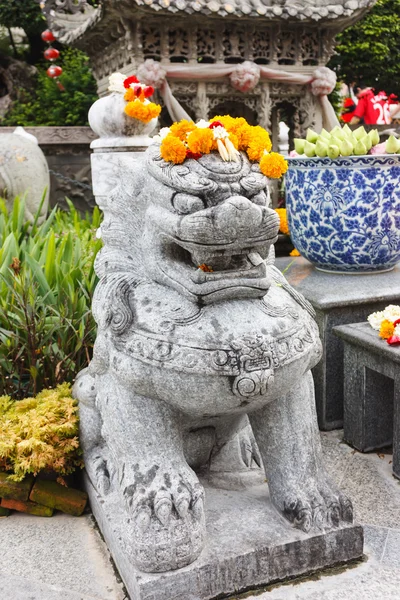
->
[190, 250, 267, 283]
[155, 236, 273, 302]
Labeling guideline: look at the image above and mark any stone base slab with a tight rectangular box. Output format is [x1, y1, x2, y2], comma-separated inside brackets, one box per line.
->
[84, 473, 364, 600]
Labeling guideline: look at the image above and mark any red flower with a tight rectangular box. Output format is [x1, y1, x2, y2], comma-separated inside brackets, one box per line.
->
[124, 75, 139, 89]
[387, 319, 400, 345]
[186, 150, 202, 160]
[209, 121, 223, 129]
[133, 84, 143, 97]
[143, 86, 154, 98]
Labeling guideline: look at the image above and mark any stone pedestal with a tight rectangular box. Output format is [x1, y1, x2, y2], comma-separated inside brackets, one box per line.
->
[275, 257, 400, 430]
[334, 322, 400, 479]
[85, 473, 363, 600]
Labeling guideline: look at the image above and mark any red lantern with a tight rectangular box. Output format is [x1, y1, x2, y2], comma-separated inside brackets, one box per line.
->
[41, 29, 56, 43]
[44, 47, 60, 61]
[47, 65, 63, 78]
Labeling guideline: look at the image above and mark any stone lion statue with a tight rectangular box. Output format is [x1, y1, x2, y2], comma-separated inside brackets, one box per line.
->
[74, 144, 353, 573]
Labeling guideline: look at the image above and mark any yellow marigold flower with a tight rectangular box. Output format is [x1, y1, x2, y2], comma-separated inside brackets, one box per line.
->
[160, 134, 187, 164]
[290, 248, 300, 257]
[245, 126, 272, 160]
[275, 208, 290, 236]
[187, 128, 214, 154]
[259, 152, 288, 179]
[124, 100, 161, 123]
[124, 88, 136, 102]
[170, 119, 196, 141]
[379, 319, 395, 339]
[211, 115, 236, 130]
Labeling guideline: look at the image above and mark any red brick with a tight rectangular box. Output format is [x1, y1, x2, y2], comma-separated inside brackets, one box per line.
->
[1, 497, 53, 517]
[0, 472, 34, 501]
[29, 479, 87, 516]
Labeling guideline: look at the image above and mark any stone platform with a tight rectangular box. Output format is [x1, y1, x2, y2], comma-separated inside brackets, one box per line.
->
[86, 474, 363, 600]
[276, 257, 400, 430]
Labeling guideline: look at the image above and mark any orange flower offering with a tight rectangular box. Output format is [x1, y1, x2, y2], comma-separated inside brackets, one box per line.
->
[187, 128, 214, 154]
[368, 306, 400, 345]
[109, 72, 162, 124]
[260, 152, 289, 179]
[124, 99, 161, 123]
[160, 134, 187, 164]
[379, 319, 395, 340]
[156, 115, 287, 178]
[274, 208, 290, 236]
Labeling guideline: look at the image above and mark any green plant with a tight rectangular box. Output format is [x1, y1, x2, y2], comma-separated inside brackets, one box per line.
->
[0, 383, 83, 481]
[0, 196, 102, 399]
[2, 48, 98, 126]
[329, 0, 400, 98]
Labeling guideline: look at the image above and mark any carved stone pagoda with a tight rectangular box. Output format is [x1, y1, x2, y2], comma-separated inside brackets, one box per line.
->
[44, 0, 375, 143]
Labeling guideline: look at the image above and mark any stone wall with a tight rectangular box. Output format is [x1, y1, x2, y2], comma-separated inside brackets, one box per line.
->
[0, 126, 96, 213]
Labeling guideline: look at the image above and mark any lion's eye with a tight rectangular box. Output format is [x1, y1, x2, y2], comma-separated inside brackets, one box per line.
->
[172, 193, 205, 215]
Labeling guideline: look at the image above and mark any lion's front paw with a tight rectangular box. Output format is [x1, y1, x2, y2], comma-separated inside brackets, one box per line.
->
[280, 477, 354, 533]
[121, 460, 206, 572]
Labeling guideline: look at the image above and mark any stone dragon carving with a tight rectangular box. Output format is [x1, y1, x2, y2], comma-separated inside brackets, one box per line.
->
[74, 133, 353, 573]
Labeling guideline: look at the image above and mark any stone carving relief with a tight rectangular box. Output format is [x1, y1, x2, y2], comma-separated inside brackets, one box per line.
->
[197, 28, 216, 62]
[276, 30, 297, 65]
[223, 26, 246, 62]
[74, 95, 355, 575]
[141, 26, 162, 59]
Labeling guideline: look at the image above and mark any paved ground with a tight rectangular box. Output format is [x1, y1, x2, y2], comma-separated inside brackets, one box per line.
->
[0, 431, 399, 600]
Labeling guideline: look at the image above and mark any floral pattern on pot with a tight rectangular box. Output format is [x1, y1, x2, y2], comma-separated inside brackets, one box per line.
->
[285, 154, 400, 273]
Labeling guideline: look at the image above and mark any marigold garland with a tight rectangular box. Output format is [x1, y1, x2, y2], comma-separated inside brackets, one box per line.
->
[170, 120, 196, 141]
[260, 152, 288, 179]
[187, 128, 214, 154]
[160, 134, 187, 164]
[124, 99, 161, 123]
[155, 114, 287, 179]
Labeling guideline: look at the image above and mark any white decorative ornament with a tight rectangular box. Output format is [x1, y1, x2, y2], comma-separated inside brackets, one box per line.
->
[310, 67, 337, 97]
[230, 61, 261, 93]
[108, 72, 126, 94]
[137, 59, 167, 89]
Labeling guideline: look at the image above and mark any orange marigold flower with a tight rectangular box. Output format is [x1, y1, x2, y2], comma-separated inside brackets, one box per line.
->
[124, 99, 161, 123]
[290, 248, 300, 257]
[379, 319, 395, 339]
[160, 134, 187, 164]
[275, 208, 290, 236]
[124, 88, 137, 102]
[259, 152, 288, 179]
[187, 128, 214, 154]
[170, 119, 196, 141]
[198, 263, 213, 272]
[246, 126, 272, 160]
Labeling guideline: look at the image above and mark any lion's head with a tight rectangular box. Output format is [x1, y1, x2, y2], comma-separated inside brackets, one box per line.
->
[138, 145, 280, 304]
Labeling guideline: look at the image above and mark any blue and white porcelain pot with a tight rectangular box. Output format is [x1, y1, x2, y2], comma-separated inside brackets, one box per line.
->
[285, 154, 400, 273]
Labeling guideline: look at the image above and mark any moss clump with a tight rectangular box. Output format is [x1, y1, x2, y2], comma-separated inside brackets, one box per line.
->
[0, 383, 83, 481]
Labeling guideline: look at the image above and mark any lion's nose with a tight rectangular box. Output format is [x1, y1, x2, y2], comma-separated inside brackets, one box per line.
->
[216, 196, 263, 236]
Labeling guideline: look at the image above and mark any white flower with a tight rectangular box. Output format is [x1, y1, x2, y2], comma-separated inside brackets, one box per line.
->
[196, 119, 210, 129]
[159, 127, 171, 139]
[383, 304, 400, 322]
[108, 72, 126, 94]
[152, 127, 170, 143]
[95, 227, 102, 239]
[212, 126, 229, 140]
[367, 311, 385, 330]
[394, 324, 400, 336]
